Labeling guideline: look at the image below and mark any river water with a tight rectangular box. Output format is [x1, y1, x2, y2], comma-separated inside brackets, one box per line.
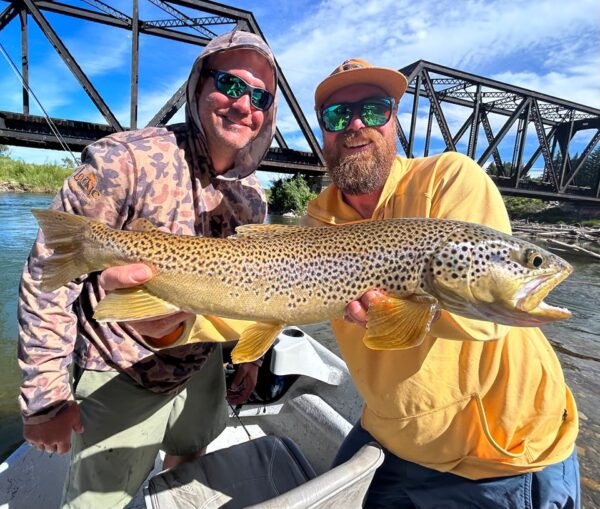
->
[1, 193, 598, 505]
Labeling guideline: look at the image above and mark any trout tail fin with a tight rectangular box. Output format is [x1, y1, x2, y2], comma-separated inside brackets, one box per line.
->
[32, 209, 100, 291]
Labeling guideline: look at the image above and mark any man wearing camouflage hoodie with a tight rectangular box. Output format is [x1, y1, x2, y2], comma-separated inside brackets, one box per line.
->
[18, 30, 278, 508]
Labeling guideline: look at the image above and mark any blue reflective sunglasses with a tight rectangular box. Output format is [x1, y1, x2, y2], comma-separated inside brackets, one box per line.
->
[319, 97, 395, 132]
[206, 69, 274, 111]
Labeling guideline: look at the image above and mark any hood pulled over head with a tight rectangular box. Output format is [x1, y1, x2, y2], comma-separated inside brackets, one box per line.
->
[185, 30, 278, 180]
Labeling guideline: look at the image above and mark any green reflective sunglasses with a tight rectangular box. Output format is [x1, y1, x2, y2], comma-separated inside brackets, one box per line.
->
[319, 97, 395, 132]
[206, 69, 274, 111]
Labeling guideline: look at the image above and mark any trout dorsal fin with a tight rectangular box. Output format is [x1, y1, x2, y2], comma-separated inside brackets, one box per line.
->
[128, 218, 159, 232]
[234, 223, 309, 238]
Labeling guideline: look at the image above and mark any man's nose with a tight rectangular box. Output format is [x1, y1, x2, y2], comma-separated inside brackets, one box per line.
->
[346, 114, 366, 131]
[231, 92, 252, 113]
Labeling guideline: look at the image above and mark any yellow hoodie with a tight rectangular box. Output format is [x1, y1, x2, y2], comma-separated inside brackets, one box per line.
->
[306, 152, 577, 479]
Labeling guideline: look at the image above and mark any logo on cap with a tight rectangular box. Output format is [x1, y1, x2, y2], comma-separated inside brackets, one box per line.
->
[341, 60, 364, 71]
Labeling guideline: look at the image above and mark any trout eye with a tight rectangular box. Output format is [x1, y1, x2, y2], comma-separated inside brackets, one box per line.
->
[526, 249, 544, 268]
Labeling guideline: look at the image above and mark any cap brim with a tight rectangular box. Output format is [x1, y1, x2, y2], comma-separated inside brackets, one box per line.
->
[315, 67, 408, 108]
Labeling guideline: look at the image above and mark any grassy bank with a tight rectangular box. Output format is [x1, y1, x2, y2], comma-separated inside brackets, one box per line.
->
[0, 157, 71, 193]
[503, 196, 600, 227]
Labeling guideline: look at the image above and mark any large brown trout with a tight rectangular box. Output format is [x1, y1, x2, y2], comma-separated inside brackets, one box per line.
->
[32, 209, 572, 363]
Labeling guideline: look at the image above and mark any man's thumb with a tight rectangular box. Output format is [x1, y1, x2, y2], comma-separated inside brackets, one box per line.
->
[70, 403, 84, 433]
[73, 419, 84, 434]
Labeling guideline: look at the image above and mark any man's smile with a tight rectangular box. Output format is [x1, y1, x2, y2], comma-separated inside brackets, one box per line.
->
[220, 113, 252, 130]
[341, 137, 373, 154]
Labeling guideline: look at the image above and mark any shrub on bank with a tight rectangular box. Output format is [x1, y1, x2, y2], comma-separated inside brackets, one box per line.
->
[0, 158, 71, 193]
[502, 197, 549, 219]
[503, 196, 600, 225]
[268, 174, 317, 216]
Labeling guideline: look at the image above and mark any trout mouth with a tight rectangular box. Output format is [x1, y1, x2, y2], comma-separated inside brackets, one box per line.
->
[515, 266, 572, 321]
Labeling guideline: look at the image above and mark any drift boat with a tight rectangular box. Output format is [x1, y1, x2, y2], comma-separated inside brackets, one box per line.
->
[0, 327, 383, 509]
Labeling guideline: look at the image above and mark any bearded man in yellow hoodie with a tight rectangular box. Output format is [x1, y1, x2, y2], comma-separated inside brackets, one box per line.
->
[306, 59, 580, 508]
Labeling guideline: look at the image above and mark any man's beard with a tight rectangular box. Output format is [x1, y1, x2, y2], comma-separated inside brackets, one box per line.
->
[323, 127, 397, 196]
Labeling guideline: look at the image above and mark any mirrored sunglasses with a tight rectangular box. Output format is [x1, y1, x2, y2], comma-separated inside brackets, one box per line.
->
[319, 97, 395, 132]
[206, 69, 274, 111]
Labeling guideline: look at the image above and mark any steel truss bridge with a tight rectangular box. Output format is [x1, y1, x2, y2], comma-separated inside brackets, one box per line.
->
[1, 0, 599, 203]
[399, 61, 600, 203]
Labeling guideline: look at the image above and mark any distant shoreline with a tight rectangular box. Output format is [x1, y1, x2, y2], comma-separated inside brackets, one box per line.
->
[0, 158, 72, 194]
[0, 182, 58, 194]
[0, 182, 28, 193]
[1, 182, 598, 229]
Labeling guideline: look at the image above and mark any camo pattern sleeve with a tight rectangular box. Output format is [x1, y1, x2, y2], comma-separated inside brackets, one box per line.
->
[18, 125, 267, 424]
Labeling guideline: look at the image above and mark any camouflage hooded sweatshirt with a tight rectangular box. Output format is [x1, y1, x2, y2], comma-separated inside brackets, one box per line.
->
[18, 31, 278, 424]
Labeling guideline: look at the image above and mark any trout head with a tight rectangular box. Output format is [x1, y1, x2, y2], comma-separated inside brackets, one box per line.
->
[425, 225, 572, 326]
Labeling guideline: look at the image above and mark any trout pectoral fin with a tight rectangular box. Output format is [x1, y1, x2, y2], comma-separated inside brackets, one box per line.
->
[140, 315, 244, 349]
[155, 315, 242, 348]
[94, 287, 180, 322]
[364, 295, 439, 350]
[231, 322, 284, 364]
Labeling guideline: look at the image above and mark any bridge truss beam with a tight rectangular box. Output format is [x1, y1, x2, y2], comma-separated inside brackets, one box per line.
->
[399, 60, 600, 203]
[0, 0, 324, 172]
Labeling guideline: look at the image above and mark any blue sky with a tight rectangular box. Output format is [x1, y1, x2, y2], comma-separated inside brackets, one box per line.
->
[1, 0, 599, 186]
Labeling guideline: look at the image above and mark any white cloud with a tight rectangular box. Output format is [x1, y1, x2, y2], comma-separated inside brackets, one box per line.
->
[257, 171, 289, 189]
[267, 0, 599, 166]
[0, 48, 76, 115]
[107, 73, 189, 128]
[280, 132, 312, 152]
[491, 60, 600, 109]
[272, 0, 600, 117]
[64, 28, 131, 78]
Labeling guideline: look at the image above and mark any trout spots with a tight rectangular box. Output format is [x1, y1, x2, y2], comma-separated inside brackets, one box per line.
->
[36, 209, 571, 328]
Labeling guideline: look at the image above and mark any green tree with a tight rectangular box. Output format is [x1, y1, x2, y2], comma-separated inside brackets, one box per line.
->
[268, 174, 317, 216]
[502, 196, 548, 219]
[485, 161, 512, 178]
[573, 146, 600, 188]
[60, 155, 77, 169]
[0, 144, 9, 158]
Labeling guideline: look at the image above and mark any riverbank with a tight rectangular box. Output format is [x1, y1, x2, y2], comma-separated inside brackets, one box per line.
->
[2, 177, 600, 227]
[0, 158, 71, 194]
[512, 220, 600, 261]
[0, 182, 42, 193]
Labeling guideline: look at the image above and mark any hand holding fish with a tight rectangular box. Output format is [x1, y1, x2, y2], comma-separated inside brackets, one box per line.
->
[99, 263, 193, 343]
[99, 261, 262, 401]
[345, 289, 442, 329]
[344, 289, 387, 327]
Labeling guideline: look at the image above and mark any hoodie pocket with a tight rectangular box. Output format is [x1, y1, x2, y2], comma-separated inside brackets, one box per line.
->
[364, 393, 528, 467]
[471, 393, 528, 460]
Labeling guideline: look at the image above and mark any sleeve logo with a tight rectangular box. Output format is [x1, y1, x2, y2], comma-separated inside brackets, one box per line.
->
[71, 169, 101, 199]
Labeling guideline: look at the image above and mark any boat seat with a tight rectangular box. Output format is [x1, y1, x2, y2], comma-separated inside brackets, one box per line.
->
[144, 435, 383, 509]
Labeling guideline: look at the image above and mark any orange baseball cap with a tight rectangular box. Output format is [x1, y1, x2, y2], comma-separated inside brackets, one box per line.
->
[315, 58, 408, 108]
